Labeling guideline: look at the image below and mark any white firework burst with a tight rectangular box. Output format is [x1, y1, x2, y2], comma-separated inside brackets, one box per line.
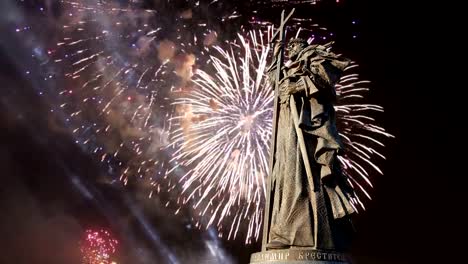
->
[170, 30, 273, 243]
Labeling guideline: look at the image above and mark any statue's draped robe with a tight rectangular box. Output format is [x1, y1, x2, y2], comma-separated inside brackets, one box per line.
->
[267, 44, 355, 250]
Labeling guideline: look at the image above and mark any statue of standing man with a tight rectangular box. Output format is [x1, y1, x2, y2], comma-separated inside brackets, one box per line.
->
[251, 9, 356, 264]
[265, 37, 355, 250]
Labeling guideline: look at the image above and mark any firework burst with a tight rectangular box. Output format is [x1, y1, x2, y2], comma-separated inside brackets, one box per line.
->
[80, 229, 119, 264]
[170, 29, 273, 242]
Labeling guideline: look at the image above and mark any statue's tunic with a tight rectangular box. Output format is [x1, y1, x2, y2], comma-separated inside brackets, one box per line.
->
[267, 44, 355, 250]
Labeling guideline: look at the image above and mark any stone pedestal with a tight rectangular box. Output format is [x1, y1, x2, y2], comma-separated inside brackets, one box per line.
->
[250, 249, 351, 264]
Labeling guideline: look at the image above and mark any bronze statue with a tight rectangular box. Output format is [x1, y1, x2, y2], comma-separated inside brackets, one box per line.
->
[251, 9, 355, 264]
[264, 37, 355, 250]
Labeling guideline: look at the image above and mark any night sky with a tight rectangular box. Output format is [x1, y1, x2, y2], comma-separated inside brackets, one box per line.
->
[0, 0, 444, 264]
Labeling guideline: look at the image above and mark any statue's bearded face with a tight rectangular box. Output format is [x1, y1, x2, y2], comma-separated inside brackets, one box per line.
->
[287, 42, 305, 59]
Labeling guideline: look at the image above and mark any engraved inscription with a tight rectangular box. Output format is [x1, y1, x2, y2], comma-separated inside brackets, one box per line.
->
[250, 250, 348, 263]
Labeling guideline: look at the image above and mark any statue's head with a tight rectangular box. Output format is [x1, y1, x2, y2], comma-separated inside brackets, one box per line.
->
[287, 38, 308, 59]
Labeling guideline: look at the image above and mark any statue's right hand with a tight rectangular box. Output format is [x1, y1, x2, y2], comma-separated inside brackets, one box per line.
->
[272, 41, 284, 56]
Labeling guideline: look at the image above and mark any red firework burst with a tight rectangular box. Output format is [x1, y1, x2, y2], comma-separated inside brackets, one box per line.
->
[80, 229, 118, 264]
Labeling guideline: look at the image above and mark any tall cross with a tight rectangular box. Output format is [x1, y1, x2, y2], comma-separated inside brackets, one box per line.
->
[262, 8, 295, 250]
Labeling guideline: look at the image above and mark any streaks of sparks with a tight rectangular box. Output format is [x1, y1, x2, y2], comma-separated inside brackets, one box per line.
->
[51, 0, 173, 189]
[334, 65, 394, 210]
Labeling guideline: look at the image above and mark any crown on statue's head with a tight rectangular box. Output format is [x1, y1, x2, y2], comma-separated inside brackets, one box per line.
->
[287, 38, 308, 47]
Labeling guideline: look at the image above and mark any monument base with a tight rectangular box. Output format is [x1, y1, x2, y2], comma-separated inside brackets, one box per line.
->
[250, 249, 351, 264]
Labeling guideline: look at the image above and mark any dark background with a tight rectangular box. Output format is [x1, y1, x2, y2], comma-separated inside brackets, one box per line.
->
[1, 0, 444, 263]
